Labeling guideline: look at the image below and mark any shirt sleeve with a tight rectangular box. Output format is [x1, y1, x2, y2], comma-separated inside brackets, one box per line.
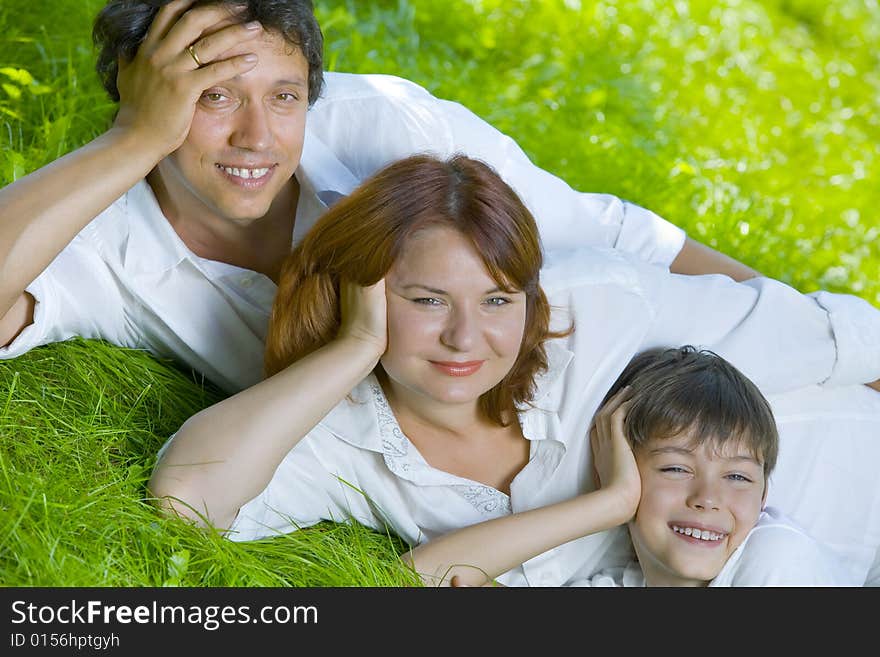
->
[318, 74, 686, 267]
[0, 232, 132, 360]
[718, 524, 854, 586]
[434, 96, 686, 266]
[227, 427, 384, 543]
[638, 268, 880, 393]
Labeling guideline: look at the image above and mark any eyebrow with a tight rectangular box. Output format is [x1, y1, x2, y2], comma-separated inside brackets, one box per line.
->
[647, 446, 762, 466]
[401, 284, 505, 296]
[277, 78, 308, 88]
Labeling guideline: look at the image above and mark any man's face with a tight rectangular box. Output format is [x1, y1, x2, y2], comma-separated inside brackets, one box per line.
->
[156, 29, 309, 227]
[628, 431, 766, 587]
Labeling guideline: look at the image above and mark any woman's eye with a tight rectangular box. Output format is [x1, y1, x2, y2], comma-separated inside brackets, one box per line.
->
[413, 297, 442, 306]
[485, 297, 511, 306]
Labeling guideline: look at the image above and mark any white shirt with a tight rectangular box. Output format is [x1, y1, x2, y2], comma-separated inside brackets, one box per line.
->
[0, 72, 686, 393]
[220, 248, 880, 586]
[574, 507, 854, 587]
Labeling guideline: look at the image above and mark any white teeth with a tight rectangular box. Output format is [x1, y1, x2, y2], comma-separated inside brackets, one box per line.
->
[672, 525, 726, 541]
[221, 166, 270, 180]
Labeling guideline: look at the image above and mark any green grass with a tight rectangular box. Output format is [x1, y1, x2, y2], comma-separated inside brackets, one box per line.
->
[1, 0, 877, 586]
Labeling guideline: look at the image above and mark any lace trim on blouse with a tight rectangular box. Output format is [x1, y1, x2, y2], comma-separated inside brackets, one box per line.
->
[368, 380, 511, 515]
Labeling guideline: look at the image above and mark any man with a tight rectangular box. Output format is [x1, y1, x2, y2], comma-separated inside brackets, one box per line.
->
[0, 0, 874, 394]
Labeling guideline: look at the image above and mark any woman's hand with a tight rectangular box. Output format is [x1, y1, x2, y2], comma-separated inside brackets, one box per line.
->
[590, 387, 641, 522]
[337, 278, 388, 359]
[113, 0, 262, 157]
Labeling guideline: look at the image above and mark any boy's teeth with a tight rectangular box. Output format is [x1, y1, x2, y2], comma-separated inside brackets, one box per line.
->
[222, 166, 270, 179]
[672, 525, 726, 541]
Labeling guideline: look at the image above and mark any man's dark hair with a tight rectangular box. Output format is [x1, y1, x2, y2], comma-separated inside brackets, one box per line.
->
[602, 346, 778, 477]
[93, 0, 324, 105]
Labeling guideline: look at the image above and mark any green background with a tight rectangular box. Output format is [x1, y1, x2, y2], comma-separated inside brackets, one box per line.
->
[1, 0, 877, 585]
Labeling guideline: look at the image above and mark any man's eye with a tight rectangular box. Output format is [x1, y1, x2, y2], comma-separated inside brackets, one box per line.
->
[202, 92, 227, 102]
[277, 92, 299, 102]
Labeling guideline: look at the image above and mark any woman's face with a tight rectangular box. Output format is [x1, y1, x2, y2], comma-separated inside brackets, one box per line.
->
[381, 225, 528, 409]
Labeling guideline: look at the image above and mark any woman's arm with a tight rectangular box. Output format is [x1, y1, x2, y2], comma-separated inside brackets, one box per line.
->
[147, 280, 387, 531]
[402, 389, 641, 587]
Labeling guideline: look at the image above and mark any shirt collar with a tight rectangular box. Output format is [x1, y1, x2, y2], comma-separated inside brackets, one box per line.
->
[124, 124, 359, 275]
[296, 124, 361, 207]
[122, 179, 193, 275]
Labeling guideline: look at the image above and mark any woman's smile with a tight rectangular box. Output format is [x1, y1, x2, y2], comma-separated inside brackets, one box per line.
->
[428, 360, 485, 376]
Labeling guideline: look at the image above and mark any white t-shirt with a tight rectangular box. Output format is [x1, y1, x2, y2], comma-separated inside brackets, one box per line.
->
[198, 248, 880, 586]
[573, 507, 855, 586]
[0, 72, 686, 393]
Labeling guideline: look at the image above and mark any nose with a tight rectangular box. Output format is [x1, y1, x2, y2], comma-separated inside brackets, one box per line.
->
[439, 306, 477, 352]
[686, 476, 721, 512]
[229, 101, 273, 151]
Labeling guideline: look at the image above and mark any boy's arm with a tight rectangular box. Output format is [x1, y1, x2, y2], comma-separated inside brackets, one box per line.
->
[403, 389, 641, 587]
[402, 490, 633, 587]
[0, 2, 261, 341]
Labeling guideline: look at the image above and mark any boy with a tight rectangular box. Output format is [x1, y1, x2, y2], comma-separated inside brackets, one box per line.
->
[403, 346, 851, 587]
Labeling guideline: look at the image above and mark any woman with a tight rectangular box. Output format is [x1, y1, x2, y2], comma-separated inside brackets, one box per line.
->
[149, 154, 880, 586]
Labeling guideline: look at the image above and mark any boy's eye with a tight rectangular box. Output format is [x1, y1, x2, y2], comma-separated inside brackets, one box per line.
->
[659, 466, 689, 474]
[725, 473, 754, 483]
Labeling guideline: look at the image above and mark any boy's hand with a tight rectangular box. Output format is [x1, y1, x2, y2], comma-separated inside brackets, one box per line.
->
[590, 387, 641, 521]
[114, 0, 263, 157]
[337, 279, 388, 358]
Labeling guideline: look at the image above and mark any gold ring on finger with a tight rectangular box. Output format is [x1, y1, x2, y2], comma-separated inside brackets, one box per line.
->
[186, 44, 203, 67]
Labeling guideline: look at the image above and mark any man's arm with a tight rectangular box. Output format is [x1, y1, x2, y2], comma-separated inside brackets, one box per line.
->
[0, 1, 261, 342]
[670, 236, 760, 281]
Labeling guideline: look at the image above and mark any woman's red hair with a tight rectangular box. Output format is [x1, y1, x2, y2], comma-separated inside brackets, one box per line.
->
[265, 154, 571, 425]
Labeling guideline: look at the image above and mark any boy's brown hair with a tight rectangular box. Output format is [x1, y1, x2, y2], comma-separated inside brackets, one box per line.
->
[602, 346, 778, 477]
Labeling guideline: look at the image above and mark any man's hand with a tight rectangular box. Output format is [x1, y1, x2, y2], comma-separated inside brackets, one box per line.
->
[113, 0, 263, 157]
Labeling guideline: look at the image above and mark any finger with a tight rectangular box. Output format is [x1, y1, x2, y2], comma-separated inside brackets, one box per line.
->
[603, 385, 633, 415]
[142, 0, 198, 50]
[185, 20, 262, 70]
[158, 3, 249, 59]
[189, 53, 259, 89]
[610, 400, 634, 444]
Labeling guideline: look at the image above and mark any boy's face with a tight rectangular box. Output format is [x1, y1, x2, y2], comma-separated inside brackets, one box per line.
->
[628, 430, 766, 587]
[155, 29, 309, 227]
